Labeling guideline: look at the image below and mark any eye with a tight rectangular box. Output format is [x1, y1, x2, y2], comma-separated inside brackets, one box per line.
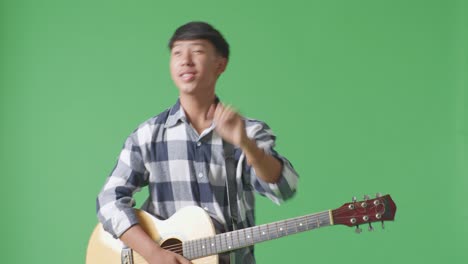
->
[172, 50, 181, 56]
[193, 50, 204, 54]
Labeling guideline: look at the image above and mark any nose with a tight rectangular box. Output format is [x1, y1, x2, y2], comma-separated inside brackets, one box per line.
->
[180, 51, 194, 66]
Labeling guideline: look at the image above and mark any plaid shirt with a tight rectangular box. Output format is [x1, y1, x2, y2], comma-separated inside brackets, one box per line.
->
[96, 99, 299, 263]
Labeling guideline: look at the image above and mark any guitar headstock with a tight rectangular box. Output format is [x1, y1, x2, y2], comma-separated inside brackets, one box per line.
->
[332, 194, 396, 233]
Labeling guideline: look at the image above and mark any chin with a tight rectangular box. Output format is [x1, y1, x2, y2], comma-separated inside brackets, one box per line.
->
[177, 83, 199, 94]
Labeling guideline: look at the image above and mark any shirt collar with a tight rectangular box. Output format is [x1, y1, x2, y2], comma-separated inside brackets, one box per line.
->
[164, 96, 221, 128]
[165, 98, 187, 128]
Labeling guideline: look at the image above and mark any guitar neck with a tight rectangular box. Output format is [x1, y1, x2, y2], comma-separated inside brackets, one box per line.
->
[183, 210, 333, 260]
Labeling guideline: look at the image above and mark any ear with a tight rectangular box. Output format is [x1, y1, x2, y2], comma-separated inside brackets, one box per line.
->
[216, 57, 228, 76]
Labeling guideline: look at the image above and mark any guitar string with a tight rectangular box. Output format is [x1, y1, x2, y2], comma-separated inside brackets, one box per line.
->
[136, 213, 383, 261]
[163, 204, 384, 253]
[185, 213, 331, 258]
[188, 213, 330, 247]
[146, 203, 387, 258]
[163, 209, 385, 259]
[126, 201, 388, 263]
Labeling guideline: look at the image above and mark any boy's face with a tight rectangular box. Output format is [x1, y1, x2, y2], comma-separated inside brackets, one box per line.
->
[170, 39, 227, 97]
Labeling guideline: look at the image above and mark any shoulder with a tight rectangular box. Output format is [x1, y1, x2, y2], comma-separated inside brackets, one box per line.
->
[138, 107, 171, 129]
[127, 107, 172, 144]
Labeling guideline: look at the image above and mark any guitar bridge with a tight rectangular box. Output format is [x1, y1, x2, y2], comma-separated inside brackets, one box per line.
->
[121, 247, 134, 264]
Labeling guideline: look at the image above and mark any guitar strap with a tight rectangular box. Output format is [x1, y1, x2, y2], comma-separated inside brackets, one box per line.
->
[223, 141, 238, 230]
[223, 141, 238, 264]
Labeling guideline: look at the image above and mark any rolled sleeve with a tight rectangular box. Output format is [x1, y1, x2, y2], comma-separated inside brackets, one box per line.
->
[96, 131, 149, 238]
[251, 149, 298, 204]
[245, 120, 299, 204]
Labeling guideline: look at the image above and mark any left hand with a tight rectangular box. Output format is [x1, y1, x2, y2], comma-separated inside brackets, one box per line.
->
[207, 103, 247, 147]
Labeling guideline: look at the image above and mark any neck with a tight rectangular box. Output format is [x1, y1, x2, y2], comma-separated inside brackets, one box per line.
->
[182, 210, 333, 260]
[179, 92, 216, 133]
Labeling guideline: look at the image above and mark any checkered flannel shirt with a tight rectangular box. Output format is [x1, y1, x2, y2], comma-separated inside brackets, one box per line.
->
[96, 99, 299, 263]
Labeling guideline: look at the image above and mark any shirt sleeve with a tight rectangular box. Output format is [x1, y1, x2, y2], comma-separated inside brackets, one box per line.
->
[96, 130, 149, 238]
[244, 120, 299, 204]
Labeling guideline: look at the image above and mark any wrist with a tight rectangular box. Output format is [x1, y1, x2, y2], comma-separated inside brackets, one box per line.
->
[239, 134, 251, 150]
[240, 138, 266, 166]
[147, 247, 166, 263]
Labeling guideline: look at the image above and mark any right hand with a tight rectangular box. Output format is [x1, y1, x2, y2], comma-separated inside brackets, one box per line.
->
[146, 247, 192, 264]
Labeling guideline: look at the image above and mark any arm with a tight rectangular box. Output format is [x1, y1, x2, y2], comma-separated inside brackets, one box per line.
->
[211, 103, 298, 203]
[96, 126, 191, 264]
[239, 136, 282, 183]
[120, 225, 191, 264]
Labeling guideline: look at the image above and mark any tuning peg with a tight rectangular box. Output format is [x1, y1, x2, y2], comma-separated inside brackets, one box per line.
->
[363, 195, 370, 200]
[376, 192, 382, 198]
[355, 225, 362, 234]
[352, 196, 357, 203]
[381, 221, 385, 229]
[368, 223, 374, 231]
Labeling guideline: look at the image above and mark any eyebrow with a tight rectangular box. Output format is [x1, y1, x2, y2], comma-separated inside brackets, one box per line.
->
[172, 42, 207, 48]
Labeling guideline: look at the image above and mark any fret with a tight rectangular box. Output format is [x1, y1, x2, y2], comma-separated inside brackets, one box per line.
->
[205, 237, 211, 255]
[201, 238, 208, 255]
[228, 232, 233, 250]
[238, 229, 246, 247]
[221, 233, 226, 252]
[189, 241, 194, 259]
[305, 214, 312, 230]
[286, 218, 296, 234]
[296, 216, 308, 232]
[191, 240, 196, 259]
[209, 236, 218, 254]
[182, 242, 188, 259]
[226, 232, 232, 250]
[205, 237, 210, 255]
[310, 215, 318, 230]
[200, 237, 207, 256]
[252, 225, 261, 243]
[215, 233, 222, 253]
[200, 237, 207, 257]
[269, 222, 279, 239]
[192, 239, 197, 258]
[242, 228, 249, 246]
[193, 238, 200, 259]
[231, 231, 237, 249]
[260, 224, 269, 241]
[181, 242, 187, 259]
[277, 220, 287, 237]
[197, 238, 203, 257]
[185, 211, 332, 260]
[232, 231, 240, 248]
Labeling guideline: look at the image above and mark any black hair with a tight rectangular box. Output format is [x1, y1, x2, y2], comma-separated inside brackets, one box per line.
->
[168, 21, 230, 59]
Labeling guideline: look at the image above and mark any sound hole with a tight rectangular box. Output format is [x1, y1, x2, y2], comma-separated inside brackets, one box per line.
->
[161, 238, 183, 254]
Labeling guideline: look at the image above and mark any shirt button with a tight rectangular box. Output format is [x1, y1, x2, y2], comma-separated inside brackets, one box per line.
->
[198, 172, 203, 178]
[197, 142, 202, 147]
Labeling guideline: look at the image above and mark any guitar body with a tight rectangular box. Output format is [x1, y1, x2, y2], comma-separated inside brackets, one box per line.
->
[86, 206, 219, 264]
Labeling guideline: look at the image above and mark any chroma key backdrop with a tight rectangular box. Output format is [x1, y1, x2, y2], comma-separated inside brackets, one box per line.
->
[1, 0, 466, 263]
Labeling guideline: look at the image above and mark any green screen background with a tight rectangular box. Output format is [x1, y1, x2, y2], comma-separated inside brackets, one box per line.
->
[1, 0, 466, 263]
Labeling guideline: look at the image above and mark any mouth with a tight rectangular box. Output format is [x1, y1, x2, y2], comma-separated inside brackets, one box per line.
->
[179, 71, 196, 82]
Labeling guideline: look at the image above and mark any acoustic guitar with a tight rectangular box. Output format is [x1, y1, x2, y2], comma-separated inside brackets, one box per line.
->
[86, 194, 396, 264]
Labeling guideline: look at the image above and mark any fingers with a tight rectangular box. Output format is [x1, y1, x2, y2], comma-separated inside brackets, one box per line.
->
[214, 103, 238, 125]
[206, 103, 216, 120]
[177, 255, 192, 264]
[213, 102, 223, 123]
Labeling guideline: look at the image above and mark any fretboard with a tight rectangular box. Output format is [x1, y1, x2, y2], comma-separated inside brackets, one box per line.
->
[182, 210, 333, 260]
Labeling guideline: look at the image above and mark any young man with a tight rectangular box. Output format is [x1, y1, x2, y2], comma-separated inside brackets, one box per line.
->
[96, 21, 299, 264]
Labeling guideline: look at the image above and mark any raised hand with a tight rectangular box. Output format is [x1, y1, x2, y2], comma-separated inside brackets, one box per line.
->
[207, 103, 248, 147]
